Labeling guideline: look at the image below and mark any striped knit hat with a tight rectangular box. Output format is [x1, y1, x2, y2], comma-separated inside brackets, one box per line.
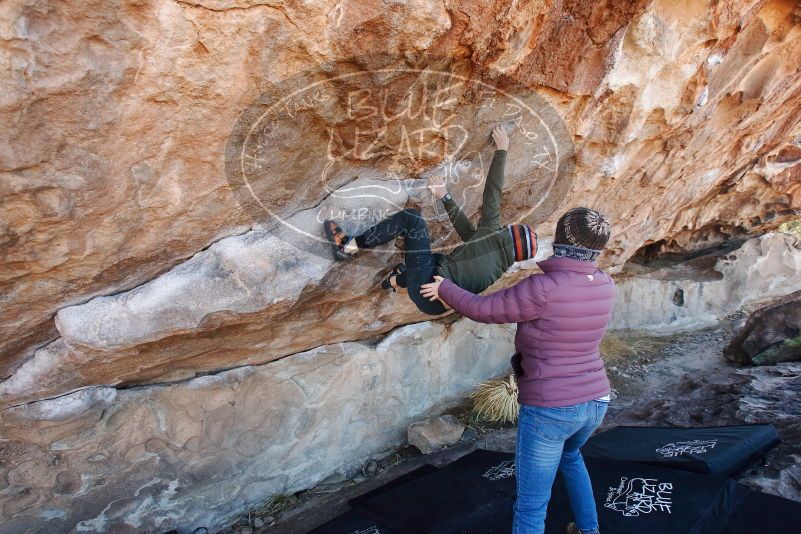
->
[554, 207, 610, 251]
[508, 224, 537, 262]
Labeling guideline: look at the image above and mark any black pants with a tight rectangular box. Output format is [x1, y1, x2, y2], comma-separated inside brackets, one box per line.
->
[356, 209, 448, 315]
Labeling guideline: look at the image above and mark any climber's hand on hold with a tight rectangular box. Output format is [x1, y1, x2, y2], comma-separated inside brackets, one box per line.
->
[428, 175, 447, 199]
[420, 276, 444, 301]
[492, 124, 509, 151]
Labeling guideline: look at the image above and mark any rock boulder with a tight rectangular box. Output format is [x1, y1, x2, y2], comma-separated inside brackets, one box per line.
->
[408, 414, 466, 454]
[726, 290, 801, 365]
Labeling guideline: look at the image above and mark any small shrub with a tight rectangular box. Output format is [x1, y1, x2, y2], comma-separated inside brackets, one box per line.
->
[469, 374, 519, 424]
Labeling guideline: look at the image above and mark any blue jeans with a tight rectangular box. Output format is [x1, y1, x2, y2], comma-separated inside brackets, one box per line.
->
[356, 208, 447, 315]
[513, 400, 609, 534]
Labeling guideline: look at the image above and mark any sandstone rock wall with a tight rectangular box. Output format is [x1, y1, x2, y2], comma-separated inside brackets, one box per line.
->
[0, 319, 513, 533]
[3, 0, 801, 390]
[611, 232, 801, 331]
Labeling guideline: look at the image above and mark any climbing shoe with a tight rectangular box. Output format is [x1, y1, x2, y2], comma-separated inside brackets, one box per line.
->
[381, 263, 407, 292]
[324, 220, 356, 261]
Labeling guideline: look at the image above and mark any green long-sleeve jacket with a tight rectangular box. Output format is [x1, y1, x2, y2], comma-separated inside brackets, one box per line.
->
[437, 150, 516, 294]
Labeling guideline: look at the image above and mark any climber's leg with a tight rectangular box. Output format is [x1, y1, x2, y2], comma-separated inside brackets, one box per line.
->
[406, 272, 447, 315]
[353, 208, 426, 249]
[389, 212, 446, 315]
[324, 208, 423, 260]
[333, 209, 446, 314]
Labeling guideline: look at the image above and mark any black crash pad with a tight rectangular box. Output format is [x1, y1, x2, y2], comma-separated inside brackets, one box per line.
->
[349, 464, 440, 509]
[457, 497, 514, 534]
[310, 465, 438, 534]
[350, 449, 516, 534]
[721, 486, 801, 534]
[545, 457, 744, 534]
[581, 424, 780, 477]
[308, 508, 393, 534]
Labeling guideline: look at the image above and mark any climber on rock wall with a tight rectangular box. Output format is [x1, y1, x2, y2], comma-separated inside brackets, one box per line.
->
[323, 125, 538, 315]
[420, 207, 615, 534]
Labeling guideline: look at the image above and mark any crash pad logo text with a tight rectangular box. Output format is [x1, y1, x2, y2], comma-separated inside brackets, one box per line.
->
[656, 439, 718, 457]
[604, 477, 673, 517]
[483, 460, 515, 481]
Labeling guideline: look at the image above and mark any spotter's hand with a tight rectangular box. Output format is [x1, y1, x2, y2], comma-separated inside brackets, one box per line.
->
[420, 276, 445, 301]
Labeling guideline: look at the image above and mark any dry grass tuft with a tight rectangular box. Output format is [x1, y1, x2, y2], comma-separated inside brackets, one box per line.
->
[779, 219, 801, 237]
[469, 374, 520, 424]
[600, 333, 639, 359]
[600, 331, 668, 361]
[264, 494, 298, 516]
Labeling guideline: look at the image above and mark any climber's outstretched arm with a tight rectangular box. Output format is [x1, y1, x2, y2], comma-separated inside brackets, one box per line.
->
[428, 175, 476, 242]
[442, 197, 476, 242]
[477, 125, 509, 230]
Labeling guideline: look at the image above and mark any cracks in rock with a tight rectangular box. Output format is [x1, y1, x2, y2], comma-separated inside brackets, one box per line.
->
[3, 154, 409, 396]
[43, 170, 397, 331]
[172, 0, 310, 38]
[1, 160, 45, 173]
[0, 318, 436, 413]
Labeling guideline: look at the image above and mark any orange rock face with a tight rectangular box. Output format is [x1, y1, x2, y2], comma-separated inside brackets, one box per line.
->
[2, 1, 801, 531]
[2, 0, 800, 406]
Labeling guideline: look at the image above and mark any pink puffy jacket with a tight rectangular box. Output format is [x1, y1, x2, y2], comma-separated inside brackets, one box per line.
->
[438, 256, 615, 407]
